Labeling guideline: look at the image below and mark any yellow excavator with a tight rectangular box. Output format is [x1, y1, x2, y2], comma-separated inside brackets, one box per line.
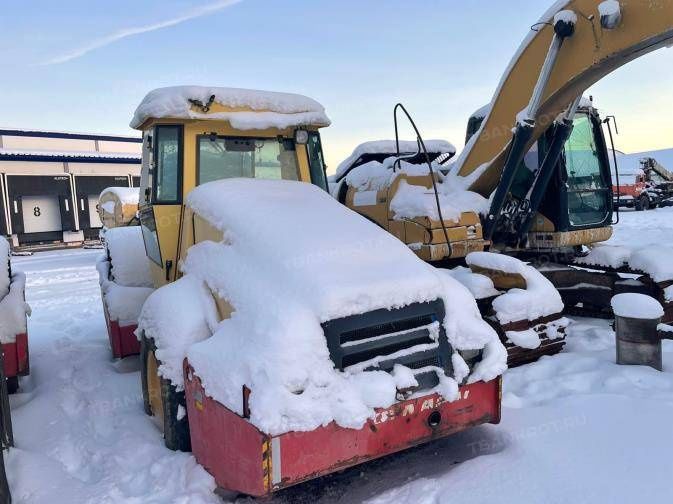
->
[336, 0, 673, 321]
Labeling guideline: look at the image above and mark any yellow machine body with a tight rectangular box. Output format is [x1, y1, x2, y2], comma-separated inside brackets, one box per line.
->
[339, 0, 673, 262]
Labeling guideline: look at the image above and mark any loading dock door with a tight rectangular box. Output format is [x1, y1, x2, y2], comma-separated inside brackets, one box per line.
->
[87, 195, 103, 228]
[20, 195, 62, 233]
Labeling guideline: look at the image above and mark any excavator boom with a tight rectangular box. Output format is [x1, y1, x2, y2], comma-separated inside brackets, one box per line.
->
[455, 0, 673, 197]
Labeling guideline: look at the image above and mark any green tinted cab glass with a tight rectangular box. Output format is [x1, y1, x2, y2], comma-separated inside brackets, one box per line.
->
[564, 114, 610, 227]
[197, 136, 300, 185]
[307, 132, 328, 191]
[154, 126, 181, 203]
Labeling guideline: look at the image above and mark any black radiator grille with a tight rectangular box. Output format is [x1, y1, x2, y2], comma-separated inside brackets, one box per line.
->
[401, 356, 442, 370]
[322, 300, 452, 390]
[341, 333, 434, 368]
[340, 314, 436, 345]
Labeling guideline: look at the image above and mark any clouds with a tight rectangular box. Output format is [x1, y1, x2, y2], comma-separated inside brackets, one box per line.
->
[41, 0, 242, 65]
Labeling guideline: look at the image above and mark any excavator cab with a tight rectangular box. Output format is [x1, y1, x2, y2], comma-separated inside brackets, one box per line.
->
[466, 103, 614, 249]
[538, 108, 613, 232]
[132, 87, 330, 288]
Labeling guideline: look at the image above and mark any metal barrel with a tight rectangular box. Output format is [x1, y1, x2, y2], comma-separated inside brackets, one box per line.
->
[615, 314, 663, 371]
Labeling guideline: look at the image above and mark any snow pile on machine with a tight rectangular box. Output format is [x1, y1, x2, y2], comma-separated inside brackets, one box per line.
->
[97, 227, 154, 358]
[576, 244, 673, 320]
[0, 236, 31, 392]
[339, 156, 490, 223]
[334, 140, 456, 180]
[98, 187, 140, 229]
[449, 252, 569, 367]
[0, 237, 29, 342]
[137, 275, 217, 389]
[333, 140, 491, 261]
[130, 85, 331, 130]
[139, 179, 507, 436]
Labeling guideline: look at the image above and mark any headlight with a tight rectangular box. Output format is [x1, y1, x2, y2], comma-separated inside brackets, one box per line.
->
[599, 0, 622, 30]
[294, 129, 309, 145]
[458, 348, 483, 368]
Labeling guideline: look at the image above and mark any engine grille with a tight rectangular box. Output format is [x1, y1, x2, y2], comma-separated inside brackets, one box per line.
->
[322, 300, 452, 390]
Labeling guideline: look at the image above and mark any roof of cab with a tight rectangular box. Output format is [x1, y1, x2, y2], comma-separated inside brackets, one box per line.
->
[130, 85, 331, 130]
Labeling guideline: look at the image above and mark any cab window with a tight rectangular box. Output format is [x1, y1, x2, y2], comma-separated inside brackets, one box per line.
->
[307, 132, 328, 191]
[139, 207, 161, 266]
[153, 125, 182, 204]
[197, 136, 300, 185]
[563, 114, 610, 227]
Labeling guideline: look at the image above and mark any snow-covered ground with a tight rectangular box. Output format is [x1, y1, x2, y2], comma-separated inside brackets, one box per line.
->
[5, 207, 673, 503]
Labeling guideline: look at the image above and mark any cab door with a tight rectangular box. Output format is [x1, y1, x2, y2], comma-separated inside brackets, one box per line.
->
[140, 125, 184, 288]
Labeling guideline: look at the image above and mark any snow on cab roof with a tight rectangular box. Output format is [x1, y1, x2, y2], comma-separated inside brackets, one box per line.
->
[335, 139, 456, 180]
[130, 85, 331, 130]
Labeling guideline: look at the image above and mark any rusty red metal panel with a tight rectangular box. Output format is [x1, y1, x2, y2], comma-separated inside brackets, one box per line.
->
[107, 321, 140, 358]
[2, 343, 18, 377]
[275, 379, 500, 491]
[184, 363, 269, 497]
[107, 321, 123, 358]
[15, 333, 29, 376]
[184, 358, 501, 497]
[2, 333, 29, 378]
[101, 291, 140, 358]
[117, 323, 140, 358]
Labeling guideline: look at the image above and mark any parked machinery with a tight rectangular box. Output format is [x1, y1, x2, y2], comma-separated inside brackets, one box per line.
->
[122, 86, 504, 497]
[613, 156, 673, 210]
[72, 173, 134, 239]
[98, 187, 141, 230]
[96, 226, 153, 359]
[337, 0, 673, 336]
[0, 237, 29, 393]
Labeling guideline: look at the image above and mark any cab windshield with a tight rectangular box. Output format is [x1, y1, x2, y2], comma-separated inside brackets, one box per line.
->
[197, 136, 300, 185]
[563, 114, 611, 227]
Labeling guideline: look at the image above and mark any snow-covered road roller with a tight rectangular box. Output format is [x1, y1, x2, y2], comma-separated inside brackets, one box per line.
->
[0, 237, 30, 394]
[96, 226, 153, 359]
[121, 85, 507, 496]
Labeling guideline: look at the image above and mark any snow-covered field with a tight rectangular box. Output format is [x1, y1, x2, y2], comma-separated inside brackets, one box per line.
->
[6, 207, 673, 503]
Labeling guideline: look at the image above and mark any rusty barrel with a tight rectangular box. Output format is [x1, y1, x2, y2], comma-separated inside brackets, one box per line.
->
[611, 293, 664, 371]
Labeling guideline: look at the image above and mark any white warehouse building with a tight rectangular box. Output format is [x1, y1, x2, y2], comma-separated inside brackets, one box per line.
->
[0, 128, 141, 246]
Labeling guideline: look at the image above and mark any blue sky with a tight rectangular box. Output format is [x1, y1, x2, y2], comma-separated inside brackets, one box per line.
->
[1, 0, 671, 171]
